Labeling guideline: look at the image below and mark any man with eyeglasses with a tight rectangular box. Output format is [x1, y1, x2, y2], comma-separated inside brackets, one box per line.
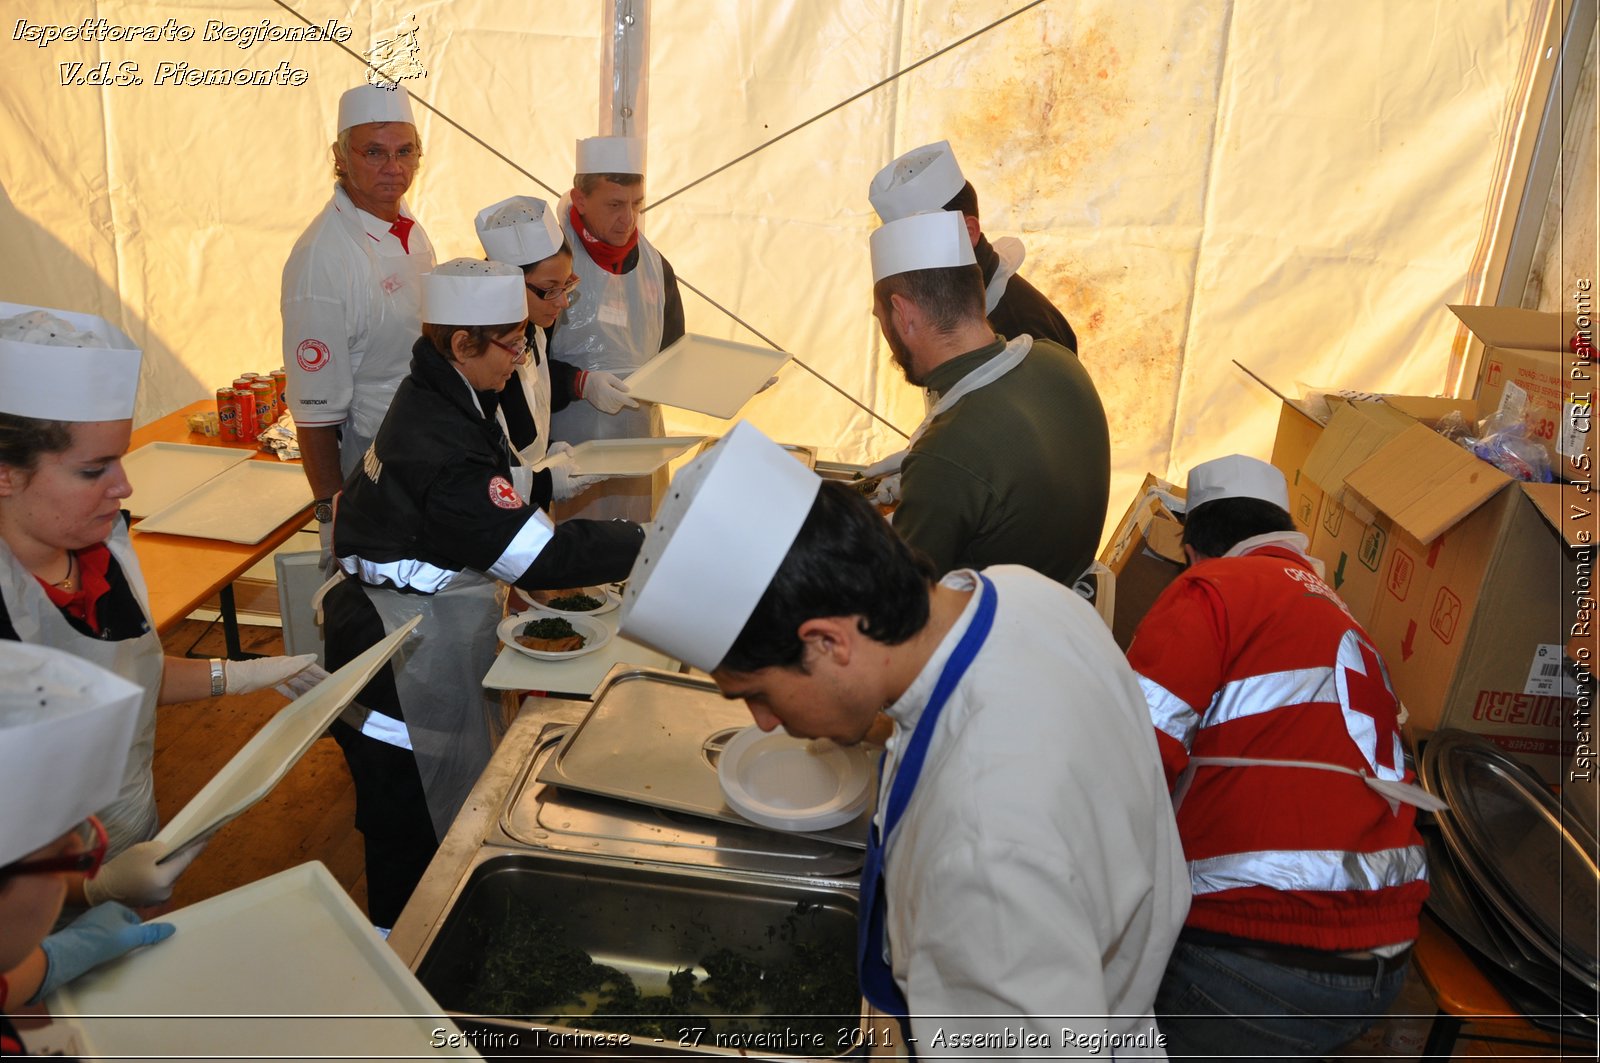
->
[548, 135, 685, 522]
[281, 83, 436, 570]
[1, 643, 175, 1045]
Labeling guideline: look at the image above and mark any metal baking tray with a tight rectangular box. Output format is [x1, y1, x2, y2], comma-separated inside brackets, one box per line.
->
[499, 723, 863, 884]
[412, 850, 864, 1058]
[535, 669, 871, 848]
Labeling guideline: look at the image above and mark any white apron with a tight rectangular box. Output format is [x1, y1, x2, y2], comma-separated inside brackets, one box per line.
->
[344, 570, 505, 841]
[0, 524, 164, 857]
[865, 334, 1034, 510]
[983, 236, 1025, 315]
[331, 190, 431, 481]
[548, 194, 666, 522]
[514, 328, 554, 466]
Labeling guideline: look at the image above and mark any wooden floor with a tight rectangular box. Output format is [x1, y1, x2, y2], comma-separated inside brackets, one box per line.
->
[152, 619, 367, 916]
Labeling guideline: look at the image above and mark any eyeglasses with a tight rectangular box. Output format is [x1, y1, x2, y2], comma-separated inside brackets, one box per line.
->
[489, 335, 529, 360]
[526, 278, 580, 303]
[357, 147, 423, 168]
[0, 816, 108, 881]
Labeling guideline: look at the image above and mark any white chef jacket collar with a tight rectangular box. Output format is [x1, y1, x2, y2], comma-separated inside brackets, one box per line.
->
[883, 568, 984, 734]
[333, 182, 417, 244]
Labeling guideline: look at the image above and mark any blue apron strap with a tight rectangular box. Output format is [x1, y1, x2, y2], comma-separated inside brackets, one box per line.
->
[857, 575, 998, 1032]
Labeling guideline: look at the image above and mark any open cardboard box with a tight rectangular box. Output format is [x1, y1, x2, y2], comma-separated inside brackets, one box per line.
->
[1099, 473, 1187, 650]
[1451, 303, 1590, 482]
[1261, 374, 1591, 784]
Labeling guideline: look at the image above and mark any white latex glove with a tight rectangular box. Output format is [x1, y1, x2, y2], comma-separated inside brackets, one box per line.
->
[83, 837, 207, 908]
[317, 519, 334, 569]
[579, 370, 638, 415]
[544, 451, 609, 502]
[510, 465, 536, 504]
[870, 472, 902, 506]
[223, 653, 324, 697]
[546, 441, 574, 458]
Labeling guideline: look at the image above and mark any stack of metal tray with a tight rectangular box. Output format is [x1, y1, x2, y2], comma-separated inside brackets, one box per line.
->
[532, 668, 872, 848]
[1421, 729, 1599, 1037]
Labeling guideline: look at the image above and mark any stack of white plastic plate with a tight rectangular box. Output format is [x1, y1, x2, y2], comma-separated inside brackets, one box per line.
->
[716, 725, 875, 833]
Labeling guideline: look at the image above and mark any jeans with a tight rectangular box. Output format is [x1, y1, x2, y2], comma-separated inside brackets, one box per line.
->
[1154, 939, 1408, 1060]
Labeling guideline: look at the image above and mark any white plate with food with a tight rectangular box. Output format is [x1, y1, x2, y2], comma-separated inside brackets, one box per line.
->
[526, 585, 621, 615]
[716, 724, 876, 832]
[497, 610, 612, 660]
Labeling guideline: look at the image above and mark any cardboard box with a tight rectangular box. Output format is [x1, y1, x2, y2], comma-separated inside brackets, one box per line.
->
[1100, 474, 1187, 650]
[1450, 304, 1590, 481]
[1303, 408, 1583, 783]
[1269, 403, 1325, 536]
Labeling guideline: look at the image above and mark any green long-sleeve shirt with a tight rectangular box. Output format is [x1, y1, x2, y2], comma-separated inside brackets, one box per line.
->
[895, 336, 1110, 587]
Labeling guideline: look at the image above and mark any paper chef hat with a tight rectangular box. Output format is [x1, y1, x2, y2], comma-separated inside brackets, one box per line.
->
[0, 301, 142, 421]
[476, 196, 564, 267]
[422, 259, 528, 326]
[575, 135, 645, 176]
[0, 641, 141, 867]
[337, 83, 416, 133]
[620, 422, 821, 672]
[869, 210, 977, 284]
[1185, 454, 1291, 513]
[869, 140, 966, 223]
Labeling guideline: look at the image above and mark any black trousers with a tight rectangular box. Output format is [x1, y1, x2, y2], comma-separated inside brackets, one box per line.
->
[324, 580, 438, 929]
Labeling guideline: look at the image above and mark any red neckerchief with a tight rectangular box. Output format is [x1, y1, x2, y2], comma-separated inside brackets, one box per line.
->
[569, 202, 637, 274]
[389, 214, 415, 253]
[38, 543, 113, 633]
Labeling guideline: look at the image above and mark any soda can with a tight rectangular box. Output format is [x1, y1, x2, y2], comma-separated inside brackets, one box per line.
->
[234, 383, 258, 441]
[233, 376, 255, 393]
[216, 387, 241, 443]
[270, 368, 288, 410]
[250, 380, 276, 436]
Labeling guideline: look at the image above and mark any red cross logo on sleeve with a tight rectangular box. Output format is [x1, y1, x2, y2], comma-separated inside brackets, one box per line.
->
[1336, 632, 1403, 778]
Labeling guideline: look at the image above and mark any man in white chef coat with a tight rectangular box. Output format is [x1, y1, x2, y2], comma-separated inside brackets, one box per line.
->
[870, 140, 1077, 352]
[548, 135, 685, 522]
[619, 422, 1189, 1057]
[281, 83, 436, 563]
[863, 209, 1110, 588]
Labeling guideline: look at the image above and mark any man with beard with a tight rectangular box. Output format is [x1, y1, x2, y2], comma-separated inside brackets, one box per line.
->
[868, 210, 1110, 588]
[870, 140, 1077, 352]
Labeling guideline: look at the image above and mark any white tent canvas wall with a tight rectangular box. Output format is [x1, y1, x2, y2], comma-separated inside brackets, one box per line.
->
[0, 0, 1553, 518]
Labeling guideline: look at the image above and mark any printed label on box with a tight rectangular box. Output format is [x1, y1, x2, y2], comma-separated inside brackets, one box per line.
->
[1387, 548, 1414, 601]
[1524, 643, 1577, 697]
[1562, 396, 1591, 460]
[1430, 586, 1462, 644]
[1358, 524, 1386, 572]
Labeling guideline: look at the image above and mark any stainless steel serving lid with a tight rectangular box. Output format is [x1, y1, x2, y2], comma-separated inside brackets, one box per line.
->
[1424, 729, 1599, 991]
[495, 668, 867, 884]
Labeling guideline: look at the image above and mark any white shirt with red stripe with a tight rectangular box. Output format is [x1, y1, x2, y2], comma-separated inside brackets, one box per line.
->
[281, 183, 435, 478]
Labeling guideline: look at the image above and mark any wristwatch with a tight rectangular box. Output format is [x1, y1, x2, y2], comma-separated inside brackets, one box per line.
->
[314, 498, 334, 524]
[209, 658, 226, 697]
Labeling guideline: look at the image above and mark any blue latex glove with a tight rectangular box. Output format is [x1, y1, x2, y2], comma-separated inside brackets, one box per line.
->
[34, 902, 174, 1001]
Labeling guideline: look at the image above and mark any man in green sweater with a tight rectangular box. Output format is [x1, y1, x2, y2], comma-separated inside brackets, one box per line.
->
[869, 210, 1110, 587]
